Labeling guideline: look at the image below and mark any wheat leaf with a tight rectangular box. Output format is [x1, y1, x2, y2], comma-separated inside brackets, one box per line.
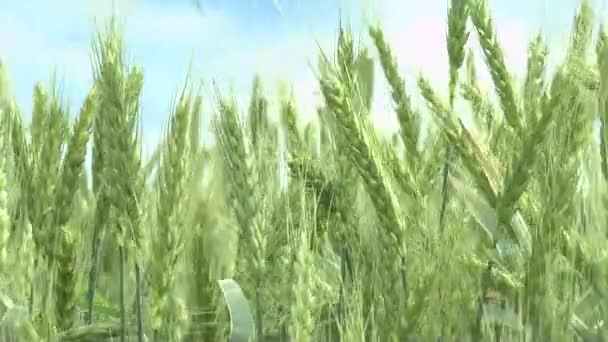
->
[218, 278, 255, 342]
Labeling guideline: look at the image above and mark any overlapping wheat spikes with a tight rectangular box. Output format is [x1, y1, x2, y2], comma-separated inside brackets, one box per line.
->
[0, 0, 608, 341]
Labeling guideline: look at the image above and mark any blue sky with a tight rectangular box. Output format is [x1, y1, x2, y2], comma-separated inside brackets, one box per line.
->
[0, 0, 601, 153]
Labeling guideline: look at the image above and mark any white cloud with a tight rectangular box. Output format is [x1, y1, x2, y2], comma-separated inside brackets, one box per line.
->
[0, 5, 92, 118]
[124, 7, 230, 46]
[366, 11, 456, 133]
[210, 0, 543, 138]
[0, 10, 90, 69]
[220, 29, 332, 122]
[359, 0, 556, 134]
[0, 0, 577, 153]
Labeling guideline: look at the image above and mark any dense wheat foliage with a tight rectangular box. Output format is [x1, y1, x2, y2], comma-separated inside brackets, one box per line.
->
[1, 0, 608, 341]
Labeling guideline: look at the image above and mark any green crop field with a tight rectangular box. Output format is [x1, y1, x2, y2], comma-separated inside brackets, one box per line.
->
[0, 0, 607, 341]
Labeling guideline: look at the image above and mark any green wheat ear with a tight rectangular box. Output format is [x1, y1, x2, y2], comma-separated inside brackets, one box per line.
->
[354, 48, 374, 115]
[470, 0, 522, 133]
[218, 278, 254, 342]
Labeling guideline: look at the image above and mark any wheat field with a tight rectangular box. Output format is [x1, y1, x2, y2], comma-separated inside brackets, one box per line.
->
[0, 0, 607, 341]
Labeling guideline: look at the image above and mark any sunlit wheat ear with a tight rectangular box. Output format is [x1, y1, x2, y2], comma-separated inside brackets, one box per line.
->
[354, 48, 375, 115]
[417, 76, 460, 140]
[290, 230, 315, 341]
[337, 23, 355, 80]
[319, 43, 411, 338]
[214, 96, 258, 240]
[369, 26, 420, 167]
[54, 86, 96, 231]
[497, 77, 557, 235]
[433, 0, 470, 243]
[247, 75, 269, 150]
[418, 75, 498, 206]
[523, 33, 548, 126]
[461, 81, 495, 130]
[54, 227, 77, 332]
[461, 48, 495, 130]
[446, 0, 469, 107]
[597, 25, 608, 180]
[30, 83, 48, 159]
[34, 92, 67, 262]
[87, 59, 112, 326]
[52, 86, 96, 333]
[281, 93, 303, 155]
[566, 0, 594, 64]
[458, 119, 502, 195]
[470, 0, 522, 133]
[0, 106, 8, 272]
[90, 19, 146, 342]
[318, 62, 404, 253]
[150, 86, 192, 340]
[214, 94, 267, 339]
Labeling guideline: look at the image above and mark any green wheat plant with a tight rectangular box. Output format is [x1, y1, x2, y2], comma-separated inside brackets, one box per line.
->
[0, 0, 607, 341]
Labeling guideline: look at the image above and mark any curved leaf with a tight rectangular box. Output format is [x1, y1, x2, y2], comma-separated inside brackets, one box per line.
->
[218, 278, 254, 342]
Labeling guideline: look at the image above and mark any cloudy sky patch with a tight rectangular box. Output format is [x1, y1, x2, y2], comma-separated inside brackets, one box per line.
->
[0, 0, 599, 151]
